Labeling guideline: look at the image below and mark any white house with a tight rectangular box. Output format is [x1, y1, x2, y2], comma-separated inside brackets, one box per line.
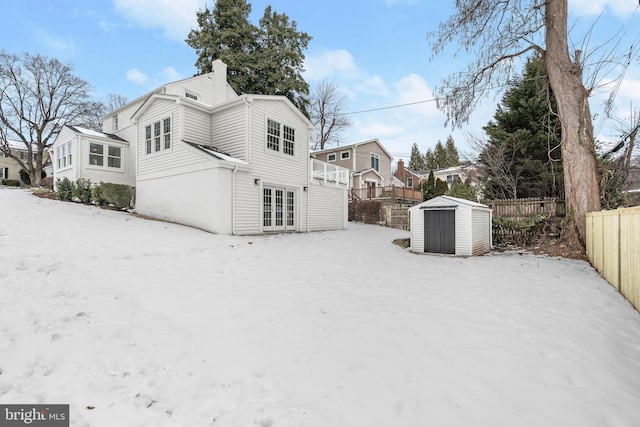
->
[409, 196, 492, 256]
[51, 60, 349, 234]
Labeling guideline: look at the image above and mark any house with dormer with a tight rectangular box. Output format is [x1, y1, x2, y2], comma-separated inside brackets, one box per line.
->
[50, 60, 349, 234]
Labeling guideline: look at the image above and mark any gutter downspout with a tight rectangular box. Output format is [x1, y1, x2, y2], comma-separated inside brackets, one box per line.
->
[231, 165, 238, 235]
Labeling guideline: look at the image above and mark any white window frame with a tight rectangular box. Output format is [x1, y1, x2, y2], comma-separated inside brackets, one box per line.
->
[144, 117, 171, 156]
[327, 153, 336, 162]
[88, 142, 123, 170]
[340, 151, 350, 160]
[266, 118, 295, 157]
[370, 153, 380, 172]
[0, 167, 6, 179]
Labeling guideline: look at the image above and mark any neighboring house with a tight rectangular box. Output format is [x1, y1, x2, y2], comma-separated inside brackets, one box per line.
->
[395, 159, 425, 189]
[312, 139, 394, 199]
[51, 59, 349, 235]
[433, 165, 478, 187]
[1, 140, 51, 184]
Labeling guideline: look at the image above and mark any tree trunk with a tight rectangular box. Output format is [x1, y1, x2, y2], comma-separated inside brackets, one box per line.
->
[544, 0, 600, 246]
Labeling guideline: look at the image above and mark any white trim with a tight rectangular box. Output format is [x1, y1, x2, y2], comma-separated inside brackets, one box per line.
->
[340, 150, 350, 160]
[327, 153, 336, 162]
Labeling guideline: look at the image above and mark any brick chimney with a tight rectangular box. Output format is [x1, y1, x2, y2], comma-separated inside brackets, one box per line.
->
[212, 59, 228, 105]
[397, 159, 406, 182]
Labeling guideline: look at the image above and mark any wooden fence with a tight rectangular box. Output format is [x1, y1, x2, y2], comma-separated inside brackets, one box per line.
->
[586, 207, 640, 311]
[483, 197, 565, 219]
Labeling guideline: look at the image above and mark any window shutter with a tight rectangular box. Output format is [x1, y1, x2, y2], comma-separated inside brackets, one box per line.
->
[3, 167, 8, 179]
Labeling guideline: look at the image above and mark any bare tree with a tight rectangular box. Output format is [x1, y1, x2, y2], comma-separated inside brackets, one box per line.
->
[428, 0, 607, 245]
[310, 80, 351, 150]
[468, 132, 531, 199]
[106, 93, 128, 112]
[0, 51, 94, 186]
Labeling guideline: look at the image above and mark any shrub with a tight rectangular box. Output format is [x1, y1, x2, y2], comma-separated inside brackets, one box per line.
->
[56, 177, 74, 201]
[91, 183, 107, 206]
[40, 176, 54, 189]
[73, 178, 92, 203]
[349, 200, 382, 224]
[99, 182, 135, 209]
[492, 214, 551, 247]
[1, 179, 21, 187]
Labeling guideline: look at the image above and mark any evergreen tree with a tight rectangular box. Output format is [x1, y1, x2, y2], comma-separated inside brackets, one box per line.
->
[420, 170, 436, 200]
[186, 0, 311, 114]
[424, 137, 460, 170]
[434, 178, 449, 196]
[446, 178, 477, 201]
[409, 143, 425, 170]
[480, 55, 563, 199]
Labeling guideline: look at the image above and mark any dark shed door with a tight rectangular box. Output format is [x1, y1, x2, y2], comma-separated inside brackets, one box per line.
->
[424, 209, 455, 254]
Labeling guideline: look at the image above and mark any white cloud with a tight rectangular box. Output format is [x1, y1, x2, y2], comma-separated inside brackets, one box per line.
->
[126, 68, 148, 85]
[162, 67, 184, 82]
[34, 28, 75, 53]
[569, 0, 638, 17]
[99, 20, 118, 32]
[304, 49, 358, 81]
[112, 0, 204, 41]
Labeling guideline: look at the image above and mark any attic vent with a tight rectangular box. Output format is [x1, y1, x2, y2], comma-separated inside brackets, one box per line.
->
[185, 91, 199, 101]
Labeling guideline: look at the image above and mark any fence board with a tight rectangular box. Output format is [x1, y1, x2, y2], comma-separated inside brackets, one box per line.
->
[484, 197, 564, 219]
[587, 207, 640, 311]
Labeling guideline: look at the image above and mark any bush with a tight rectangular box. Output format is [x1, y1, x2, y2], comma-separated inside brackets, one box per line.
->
[56, 177, 74, 201]
[492, 214, 552, 246]
[91, 183, 107, 206]
[40, 176, 54, 189]
[1, 179, 21, 187]
[73, 178, 92, 203]
[349, 200, 382, 224]
[99, 182, 135, 209]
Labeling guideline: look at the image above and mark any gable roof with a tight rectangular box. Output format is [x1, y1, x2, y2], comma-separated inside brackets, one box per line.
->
[312, 138, 393, 160]
[411, 195, 490, 212]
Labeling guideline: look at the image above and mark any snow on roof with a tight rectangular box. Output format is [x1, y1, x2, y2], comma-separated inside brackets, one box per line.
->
[66, 125, 127, 142]
[3, 139, 33, 151]
[185, 141, 248, 165]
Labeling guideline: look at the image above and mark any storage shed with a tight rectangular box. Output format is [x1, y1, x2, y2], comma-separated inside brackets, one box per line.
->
[409, 196, 492, 256]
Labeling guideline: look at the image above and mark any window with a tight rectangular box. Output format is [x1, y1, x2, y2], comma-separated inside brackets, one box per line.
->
[446, 174, 460, 184]
[266, 118, 296, 156]
[371, 153, 380, 172]
[185, 91, 198, 101]
[283, 125, 294, 156]
[267, 119, 280, 152]
[89, 143, 104, 166]
[407, 176, 413, 188]
[114, 114, 119, 132]
[61, 144, 67, 168]
[108, 146, 121, 168]
[327, 153, 336, 162]
[144, 117, 171, 155]
[0, 167, 6, 179]
[163, 118, 171, 150]
[67, 142, 72, 166]
[340, 151, 350, 160]
[89, 142, 122, 169]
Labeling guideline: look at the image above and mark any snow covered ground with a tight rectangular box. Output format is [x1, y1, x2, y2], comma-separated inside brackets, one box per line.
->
[1, 186, 639, 427]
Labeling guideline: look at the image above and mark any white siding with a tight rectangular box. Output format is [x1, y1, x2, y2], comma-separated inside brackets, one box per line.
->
[410, 207, 424, 253]
[233, 99, 311, 234]
[137, 99, 199, 178]
[136, 166, 233, 234]
[183, 106, 211, 144]
[471, 209, 492, 255]
[307, 183, 348, 231]
[211, 104, 247, 160]
[454, 204, 472, 256]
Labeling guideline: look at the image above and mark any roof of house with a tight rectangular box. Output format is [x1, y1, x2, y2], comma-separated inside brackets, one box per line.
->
[184, 141, 248, 165]
[312, 138, 394, 160]
[66, 125, 127, 142]
[412, 195, 489, 211]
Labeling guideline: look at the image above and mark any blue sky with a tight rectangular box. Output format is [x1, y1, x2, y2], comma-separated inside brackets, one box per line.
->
[2, 0, 639, 163]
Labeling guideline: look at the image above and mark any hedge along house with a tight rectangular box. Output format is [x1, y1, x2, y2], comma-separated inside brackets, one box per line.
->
[409, 196, 492, 256]
[51, 59, 349, 234]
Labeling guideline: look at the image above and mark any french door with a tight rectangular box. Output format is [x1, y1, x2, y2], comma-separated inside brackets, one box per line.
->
[263, 187, 295, 231]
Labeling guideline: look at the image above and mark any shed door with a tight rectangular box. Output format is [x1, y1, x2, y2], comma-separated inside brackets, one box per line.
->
[424, 210, 455, 254]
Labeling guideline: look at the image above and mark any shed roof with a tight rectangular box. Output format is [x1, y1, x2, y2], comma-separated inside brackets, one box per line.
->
[410, 195, 491, 212]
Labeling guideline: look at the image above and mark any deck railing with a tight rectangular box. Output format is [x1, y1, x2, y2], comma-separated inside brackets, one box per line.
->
[351, 186, 422, 203]
[310, 159, 349, 187]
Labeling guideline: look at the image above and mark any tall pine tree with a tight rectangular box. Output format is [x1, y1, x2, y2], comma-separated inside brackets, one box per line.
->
[186, 0, 311, 115]
[481, 55, 563, 199]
